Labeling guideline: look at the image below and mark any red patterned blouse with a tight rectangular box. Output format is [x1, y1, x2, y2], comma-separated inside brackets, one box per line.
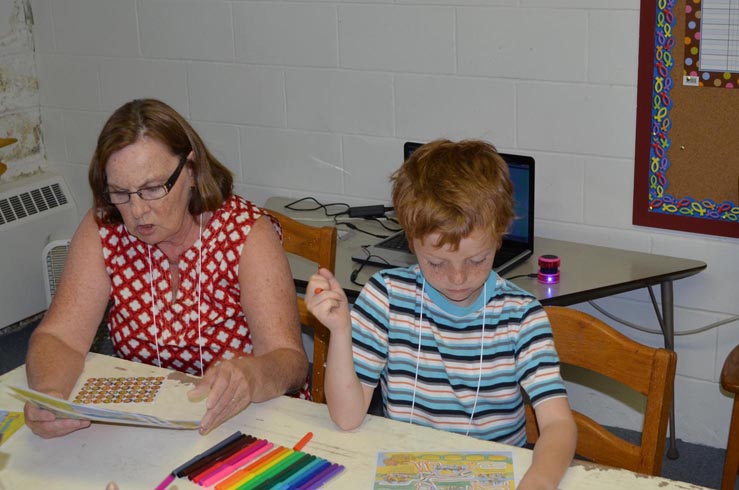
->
[99, 194, 310, 399]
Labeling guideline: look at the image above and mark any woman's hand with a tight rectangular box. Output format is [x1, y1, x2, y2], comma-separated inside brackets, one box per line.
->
[188, 357, 255, 435]
[305, 268, 352, 334]
[24, 397, 91, 439]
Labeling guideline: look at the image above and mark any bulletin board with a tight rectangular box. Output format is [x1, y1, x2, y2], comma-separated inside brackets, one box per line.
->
[633, 0, 739, 238]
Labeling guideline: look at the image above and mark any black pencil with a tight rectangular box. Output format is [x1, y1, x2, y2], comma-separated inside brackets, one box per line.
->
[173, 430, 243, 477]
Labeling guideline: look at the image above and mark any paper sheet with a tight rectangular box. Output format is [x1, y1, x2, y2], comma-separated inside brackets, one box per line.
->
[372, 450, 516, 489]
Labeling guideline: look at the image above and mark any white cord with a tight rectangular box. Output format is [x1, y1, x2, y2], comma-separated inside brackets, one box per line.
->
[196, 213, 204, 377]
[466, 283, 486, 436]
[409, 279, 425, 426]
[147, 245, 162, 368]
[147, 214, 205, 375]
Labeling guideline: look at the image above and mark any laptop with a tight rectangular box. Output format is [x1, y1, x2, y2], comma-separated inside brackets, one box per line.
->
[351, 142, 535, 276]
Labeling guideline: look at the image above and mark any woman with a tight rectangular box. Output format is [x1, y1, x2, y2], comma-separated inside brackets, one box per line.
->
[25, 99, 309, 438]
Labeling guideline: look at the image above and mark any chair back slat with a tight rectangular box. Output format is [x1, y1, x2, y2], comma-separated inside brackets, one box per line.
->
[525, 306, 676, 476]
[266, 209, 336, 404]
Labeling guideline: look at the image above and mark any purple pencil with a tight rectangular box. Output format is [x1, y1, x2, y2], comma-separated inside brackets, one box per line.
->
[297, 463, 344, 490]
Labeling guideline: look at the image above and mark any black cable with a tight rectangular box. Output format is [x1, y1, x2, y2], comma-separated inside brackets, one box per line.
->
[284, 196, 349, 217]
[364, 216, 402, 232]
[334, 221, 394, 239]
[350, 246, 390, 287]
[286, 196, 399, 238]
[505, 273, 538, 280]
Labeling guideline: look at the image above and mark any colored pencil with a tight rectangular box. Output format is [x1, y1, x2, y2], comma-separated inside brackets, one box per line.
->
[187, 434, 255, 480]
[251, 453, 316, 490]
[173, 431, 243, 477]
[153, 473, 175, 490]
[215, 446, 290, 490]
[226, 449, 297, 490]
[247, 451, 316, 490]
[292, 432, 313, 451]
[192, 437, 262, 484]
[185, 433, 252, 479]
[197, 439, 271, 486]
[284, 459, 331, 490]
[272, 458, 324, 490]
[234, 450, 306, 490]
[301, 464, 344, 490]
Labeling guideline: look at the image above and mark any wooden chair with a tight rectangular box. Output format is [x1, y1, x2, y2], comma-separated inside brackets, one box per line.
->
[524, 306, 677, 476]
[720, 345, 739, 490]
[266, 209, 336, 404]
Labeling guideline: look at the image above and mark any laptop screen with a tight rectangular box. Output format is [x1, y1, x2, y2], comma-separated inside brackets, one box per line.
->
[503, 159, 534, 245]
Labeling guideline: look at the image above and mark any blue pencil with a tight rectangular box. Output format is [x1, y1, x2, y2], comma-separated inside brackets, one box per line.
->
[283, 459, 331, 490]
[302, 464, 344, 490]
[295, 463, 342, 490]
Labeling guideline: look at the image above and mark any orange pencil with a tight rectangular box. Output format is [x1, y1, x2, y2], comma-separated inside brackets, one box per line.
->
[292, 432, 313, 451]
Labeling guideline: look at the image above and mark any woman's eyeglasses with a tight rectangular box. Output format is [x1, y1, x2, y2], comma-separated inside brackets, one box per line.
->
[103, 154, 188, 205]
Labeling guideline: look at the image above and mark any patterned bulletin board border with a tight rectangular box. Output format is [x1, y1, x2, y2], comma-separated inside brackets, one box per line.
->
[649, 0, 739, 223]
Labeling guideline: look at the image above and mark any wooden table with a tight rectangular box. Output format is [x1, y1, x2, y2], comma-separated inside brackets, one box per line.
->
[0, 354, 708, 489]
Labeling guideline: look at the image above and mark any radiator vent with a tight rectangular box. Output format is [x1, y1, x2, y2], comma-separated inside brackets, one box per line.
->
[0, 171, 79, 329]
[43, 237, 71, 306]
[0, 180, 69, 226]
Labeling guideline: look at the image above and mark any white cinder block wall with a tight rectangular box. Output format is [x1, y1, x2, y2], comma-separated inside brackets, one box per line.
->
[23, 0, 739, 448]
[0, 0, 42, 179]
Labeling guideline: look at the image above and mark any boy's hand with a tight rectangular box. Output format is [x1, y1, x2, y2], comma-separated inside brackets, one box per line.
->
[305, 268, 351, 334]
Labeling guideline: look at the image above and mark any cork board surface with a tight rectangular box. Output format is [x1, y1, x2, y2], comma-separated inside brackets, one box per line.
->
[668, 0, 739, 203]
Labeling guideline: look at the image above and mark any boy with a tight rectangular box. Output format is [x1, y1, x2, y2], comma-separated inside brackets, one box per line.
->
[306, 139, 576, 489]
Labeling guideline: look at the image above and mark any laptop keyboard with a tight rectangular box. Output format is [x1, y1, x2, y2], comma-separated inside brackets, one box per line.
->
[376, 233, 410, 252]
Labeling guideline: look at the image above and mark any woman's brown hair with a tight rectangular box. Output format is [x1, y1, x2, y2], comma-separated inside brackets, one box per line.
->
[89, 99, 233, 224]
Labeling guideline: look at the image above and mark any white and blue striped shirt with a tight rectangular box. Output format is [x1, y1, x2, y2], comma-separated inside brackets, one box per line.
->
[351, 266, 567, 445]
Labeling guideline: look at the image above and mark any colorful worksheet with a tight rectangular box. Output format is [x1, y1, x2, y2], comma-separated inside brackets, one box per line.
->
[0, 410, 24, 446]
[373, 450, 516, 490]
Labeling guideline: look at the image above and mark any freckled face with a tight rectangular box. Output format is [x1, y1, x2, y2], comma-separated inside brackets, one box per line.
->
[105, 137, 195, 246]
[413, 228, 496, 307]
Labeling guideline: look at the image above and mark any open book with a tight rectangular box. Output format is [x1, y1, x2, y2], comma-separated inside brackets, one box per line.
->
[10, 385, 200, 429]
[7, 353, 206, 430]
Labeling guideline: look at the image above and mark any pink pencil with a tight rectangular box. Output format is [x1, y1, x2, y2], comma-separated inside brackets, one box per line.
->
[199, 441, 273, 487]
[193, 439, 265, 484]
[153, 473, 175, 490]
